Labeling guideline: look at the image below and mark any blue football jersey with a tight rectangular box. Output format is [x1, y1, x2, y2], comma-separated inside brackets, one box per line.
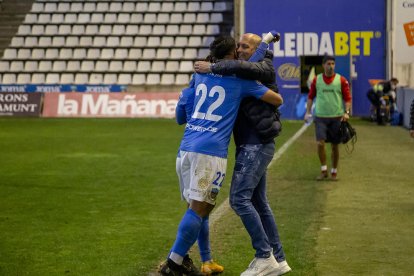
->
[179, 73, 269, 158]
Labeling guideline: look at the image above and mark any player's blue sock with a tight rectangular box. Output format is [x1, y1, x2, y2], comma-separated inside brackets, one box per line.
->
[170, 208, 202, 258]
[197, 216, 212, 262]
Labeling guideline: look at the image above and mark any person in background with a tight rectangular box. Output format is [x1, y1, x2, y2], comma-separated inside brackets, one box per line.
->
[367, 78, 399, 125]
[194, 31, 291, 276]
[304, 55, 351, 181]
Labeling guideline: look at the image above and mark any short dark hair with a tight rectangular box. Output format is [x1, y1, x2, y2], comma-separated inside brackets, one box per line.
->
[207, 36, 236, 62]
[390, 77, 399, 84]
[322, 55, 335, 64]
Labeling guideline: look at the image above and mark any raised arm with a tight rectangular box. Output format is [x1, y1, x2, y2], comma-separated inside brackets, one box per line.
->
[260, 89, 283, 106]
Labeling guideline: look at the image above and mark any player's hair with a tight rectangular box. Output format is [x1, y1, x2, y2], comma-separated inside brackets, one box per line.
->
[390, 77, 398, 84]
[206, 36, 236, 63]
[322, 55, 335, 64]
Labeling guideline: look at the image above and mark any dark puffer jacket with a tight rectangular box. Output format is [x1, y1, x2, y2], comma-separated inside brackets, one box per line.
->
[211, 50, 281, 145]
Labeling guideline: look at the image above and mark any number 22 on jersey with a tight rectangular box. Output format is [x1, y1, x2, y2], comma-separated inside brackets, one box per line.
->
[192, 84, 225, 122]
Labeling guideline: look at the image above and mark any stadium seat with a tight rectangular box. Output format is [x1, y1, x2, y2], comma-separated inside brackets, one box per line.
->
[147, 37, 160, 47]
[24, 14, 37, 24]
[136, 2, 148, 12]
[18, 49, 31, 59]
[166, 61, 179, 72]
[153, 25, 165, 35]
[126, 25, 139, 35]
[51, 14, 64, 24]
[109, 61, 123, 72]
[2, 73, 17, 84]
[78, 14, 90, 24]
[91, 13, 104, 23]
[110, 2, 122, 12]
[94, 36, 106, 47]
[115, 49, 128, 59]
[96, 61, 109, 71]
[87, 49, 100, 59]
[122, 2, 135, 12]
[113, 25, 126, 35]
[46, 73, 60, 84]
[99, 25, 112, 35]
[84, 2, 95, 12]
[101, 48, 114, 59]
[194, 25, 206, 35]
[129, 49, 142, 59]
[137, 61, 150, 72]
[170, 13, 183, 23]
[121, 36, 134, 47]
[144, 13, 157, 24]
[10, 61, 24, 72]
[174, 2, 187, 12]
[197, 13, 210, 23]
[201, 2, 214, 11]
[166, 25, 179, 35]
[60, 49, 73, 59]
[81, 61, 94, 72]
[17, 73, 31, 84]
[67, 61, 81, 72]
[175, 37, 188, 47]
[18, 25, 30, 35]
[176, 74, 190, 85]
[38, 14, 51, 24]
[38, 61, 52, 71]
[123, 61, 137, 71]
[66, 36, 79, 46]
[148, 2, 161, 12]
[32, 25, 45, 35]
[24, 61, 37, 72]
[104, 13, 117, 24]
[72, 25, 85, 35]
[45, 2, 57, 12]
[80, 36, 93, 47]
[184, 49, 197, 59]
[151, 61, 165, 71]
[180, 25, 192, 35]
[58, 2, 70, 12]
[189, 37, 202, 47]
[132, 74, 146, 85]
[0, 61, 9, 72]
[45, 25, 58, 35]
[183, 13, 196, 23]
[71, 2, 83, 13]
[161, 2, 174, 12]
[134, 36, 147, 47]
[211, 13, 223, 23]
[188, 2, 201, 12]
[96, 2, 109, 12]
[65, 13, 77, 24]
[3, 49, 17, 59]
[32, 73, 46, 84]
[156, 49, 169, 59]
[61, 73, 75, 84]
[161, 37, 174, 47]
[157, 13, 170, 24]
[171, 49, 184, 59]
[139, 25, 152, 35]
[142, 49, 156, 59]
[73, 48, 86, 59]
[198, 48, 210, 59]
[103, 73, 117, 84]
[107, 36, 120, 47]
[31, 2, 43, 12]
[147, 74, 160, 85]
[75, 73, 88, 84]
[53, 37, 65, 47]
[214, 2, 229, 11]
[89, 73, 103, 84]
[31, 49, 45, 59]
[86, 25, 98, 35]
[118, 73, 132, 84]
[11, 37, 24, 47]
[52, 61, 66, 72]
[161, 74, 175, 85]
[180, 61, 193, 72]
[38, 37, 50, 47]
[203, 36, 215, 46]
[59, 25, 71, 35]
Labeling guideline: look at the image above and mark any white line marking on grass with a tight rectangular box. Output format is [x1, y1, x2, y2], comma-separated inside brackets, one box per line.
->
[209, 123, 311, 226]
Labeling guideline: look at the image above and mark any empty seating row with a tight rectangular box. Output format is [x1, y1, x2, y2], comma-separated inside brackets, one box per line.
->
[17, 24, 220, 36]
[2, 48, 210, 61]
[24, 12, 224, 25]
[0, 72, 191, 85]
[0, 60, 195, 73]
[10, 35, 215, 48]
[31, 1, 230, 13]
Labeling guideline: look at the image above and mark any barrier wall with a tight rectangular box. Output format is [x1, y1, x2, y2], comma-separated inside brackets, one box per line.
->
[396, 87, 414, 128]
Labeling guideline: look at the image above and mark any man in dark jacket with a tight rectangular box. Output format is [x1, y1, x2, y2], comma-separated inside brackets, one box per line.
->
[367, 78, 398, 125]
[194, 32, 291, 275]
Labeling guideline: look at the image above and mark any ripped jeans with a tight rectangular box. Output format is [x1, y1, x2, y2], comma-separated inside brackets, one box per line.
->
[229, 143, 286, 261]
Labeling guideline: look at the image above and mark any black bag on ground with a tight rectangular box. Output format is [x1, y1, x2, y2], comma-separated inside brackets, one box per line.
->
[339, 121, 357, 153]
[339, 121, 356, 144]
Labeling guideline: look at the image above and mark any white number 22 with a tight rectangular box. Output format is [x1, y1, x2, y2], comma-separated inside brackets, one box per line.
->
[192, 84, 225, 122]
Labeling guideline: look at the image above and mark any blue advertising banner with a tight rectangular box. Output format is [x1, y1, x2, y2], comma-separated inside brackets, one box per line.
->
[0, 84, 126, 93]
[245, 0, 386, 118]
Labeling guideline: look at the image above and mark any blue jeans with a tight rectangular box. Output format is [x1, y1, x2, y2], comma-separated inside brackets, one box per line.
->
[230, 143, 286, 261]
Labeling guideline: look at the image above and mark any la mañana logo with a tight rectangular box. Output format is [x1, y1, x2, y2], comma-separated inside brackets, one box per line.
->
[272, 31, 381, 57]
[57, 94, 177, 116]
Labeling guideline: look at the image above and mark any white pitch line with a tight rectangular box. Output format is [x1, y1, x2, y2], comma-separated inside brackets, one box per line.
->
[209, 122, 311, 226]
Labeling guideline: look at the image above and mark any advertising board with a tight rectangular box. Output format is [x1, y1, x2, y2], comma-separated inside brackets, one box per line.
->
[42, 92, 179, 118]
[245, 0, 386, 118]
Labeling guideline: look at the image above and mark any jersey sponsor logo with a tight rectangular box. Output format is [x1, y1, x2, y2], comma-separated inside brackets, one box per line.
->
[185, 123, 218, 133]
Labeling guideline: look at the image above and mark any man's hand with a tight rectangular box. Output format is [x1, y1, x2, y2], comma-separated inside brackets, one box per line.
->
[304, 113, 312, 124]
[342, 113, 350, 122]
[194, 61, 212, 73]
[263, 30, 281, 44]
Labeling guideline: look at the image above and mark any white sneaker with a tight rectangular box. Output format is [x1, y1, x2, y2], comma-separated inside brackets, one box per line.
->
[275, 260, 292, 275]
[240, 255, 279, 276]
